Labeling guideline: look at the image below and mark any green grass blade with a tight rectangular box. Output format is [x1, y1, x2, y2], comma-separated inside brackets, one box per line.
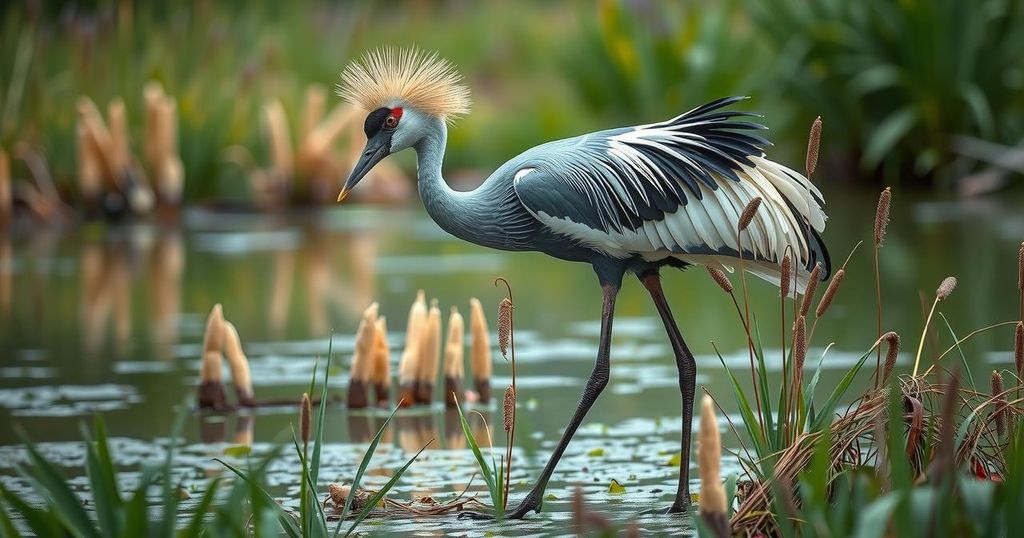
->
[181, 478, 221, 538]
[215, 451, 301, 538]
[291, 429, 327, 538]
[0, 482, 61, 537]
[717, 354, 767, 459]
[332, 405, 403, 538]
[344, 442, 430, 537]
[453, 398, 497, 497]
[81, 416, 122, 537]
[311, 333, 334, 485]
[121, 466, 160, 538]
[14, 427, 100, 538]
[809, 349, 872, 432]
[752, 319, 776, 448]
[938, 313, 976, 390]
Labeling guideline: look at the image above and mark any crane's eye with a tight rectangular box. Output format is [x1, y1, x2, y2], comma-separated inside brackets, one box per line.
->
[384, 115, 398, 128]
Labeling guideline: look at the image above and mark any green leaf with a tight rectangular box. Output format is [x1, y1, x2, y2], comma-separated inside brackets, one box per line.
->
[852, 492, 902, 538]
[181, 478, 221, 538]
[607, 479, 626, 494]
[809, 349, 872, 432]
[14, 426, 100, 538]
[586, 447, 606, 457]
[345, 442, 429, 537]
[82, 416, 122, 537]
[0, 482, 61, 537]
[222, 445, 253, 458]
[938, 313, 976, 390]
[863, 107, 918, 168]
[665, 453, 682, 467]
[312, 334, 334, 486]
[333, 404, 404, 537]
[718, 354, 767, 460]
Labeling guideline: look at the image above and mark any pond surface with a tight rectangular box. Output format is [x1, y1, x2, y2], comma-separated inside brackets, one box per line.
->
[0, 183, 1022, 535]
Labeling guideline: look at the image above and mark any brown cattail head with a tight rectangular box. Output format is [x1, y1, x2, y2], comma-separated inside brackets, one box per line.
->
[780, 251, 792, 299]
[874, 187, 891, 246]
[300, 392, 312, 446]
[793, 315, 807, 374]
[697, 395, 726, 515]
[806, 116, 822, 177]
[470, 298, 493, 381]
[881, 331, 901, 384]
[444, 307, 465, 379]
[706, 266, 733, 294]
[351, 303, 379, 384]
[371, 316, 391, 385]
[222, 320, 254, 404]
[1017, 242, 1024, 292]
[503, 385, 516, 433]
[737, 197, 762, 233]
[799, 263, 823, 317]
[936, 276, 957, 301]
[0, 148, 11, 224]
[992, 370, 1006, 438]
[497, 297, 513, 359]
[815, 268, 845, 318]
[1015, 321, 1023, 380]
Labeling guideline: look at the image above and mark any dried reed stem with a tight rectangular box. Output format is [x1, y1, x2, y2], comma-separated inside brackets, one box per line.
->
[470, 297, 493, 402]
[805, 116, 822, 177]
[913, 277, 956, 376]
[698, 395, 729, 538]
[371, 316, 391, 406]
[222, 320, 254, 405]
[444, 307, 465, 406]
[706, 266, 733, 293]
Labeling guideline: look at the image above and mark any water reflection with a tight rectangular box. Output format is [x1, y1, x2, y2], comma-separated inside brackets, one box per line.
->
[198, 412, 255, 446]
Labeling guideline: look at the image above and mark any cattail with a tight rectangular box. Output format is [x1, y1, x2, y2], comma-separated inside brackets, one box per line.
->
[706, 266, 733, 294]
[348, 302, 378, 409]
[398, 291, 427, 406]
[815, 268, 845, 318]
[107, 98, 130, 174]
[737, 197, 762, 233]
[992, 371, 1006, 438]
[780, 252, 792, 299]
[0, 148, 10, 226]
[371, 316, 391, 406]
[698, 395, 727, 529]
[470, 298, 493, 402]
[222, 320, 254, 406]
[805, 116, 822, 177]
[497, 297, 513, 358]
[880, 331, 901, 385]
[1014, 321, 1023, 380]
[874, 187, 891, 246]
[262, 99, 293, 191]
[936, 276, 957, 301]
[503, 385, 516, 433]
[415, 302, 441, 404]
[793, 315, 807, 374]
[75, 123, 102, 204]
[1018, 242, 1024, 292]
[798, 263, 822, 317]
[444, 307, 465, 407]
[198, 304, 227, 409]
[300, 392, 312, 448]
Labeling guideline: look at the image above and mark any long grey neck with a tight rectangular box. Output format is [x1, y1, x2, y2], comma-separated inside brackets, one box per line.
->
[414, 121, 512, 250]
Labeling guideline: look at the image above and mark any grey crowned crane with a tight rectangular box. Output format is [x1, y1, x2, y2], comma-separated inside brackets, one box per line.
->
[337, 48, 830, 518]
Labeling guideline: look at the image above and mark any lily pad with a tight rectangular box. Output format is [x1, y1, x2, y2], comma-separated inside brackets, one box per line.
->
[608, 479, 626, 494]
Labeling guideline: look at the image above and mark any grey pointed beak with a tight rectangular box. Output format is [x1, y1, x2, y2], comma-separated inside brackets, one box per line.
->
[338, 136, 390, 203]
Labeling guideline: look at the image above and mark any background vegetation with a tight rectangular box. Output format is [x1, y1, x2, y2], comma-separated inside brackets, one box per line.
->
[1, 0, 1022, 205]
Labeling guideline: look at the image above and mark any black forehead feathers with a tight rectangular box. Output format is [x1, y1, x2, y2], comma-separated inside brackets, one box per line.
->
[363, 107, 391, 137]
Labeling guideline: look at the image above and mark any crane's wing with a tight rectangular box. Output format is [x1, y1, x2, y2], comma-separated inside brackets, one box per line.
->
[511, 96, 829, 287]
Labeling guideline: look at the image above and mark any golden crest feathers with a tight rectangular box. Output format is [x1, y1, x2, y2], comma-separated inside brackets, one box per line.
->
[337, 48, 471, 122]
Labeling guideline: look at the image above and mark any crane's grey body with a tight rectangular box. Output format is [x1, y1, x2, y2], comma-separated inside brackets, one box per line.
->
[345, 94, 830, 518]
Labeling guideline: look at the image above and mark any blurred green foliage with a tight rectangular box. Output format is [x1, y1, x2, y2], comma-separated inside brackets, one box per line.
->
[0, 0, 1022, 203]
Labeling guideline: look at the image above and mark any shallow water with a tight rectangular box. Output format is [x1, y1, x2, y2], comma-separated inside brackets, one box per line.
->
[1, 183, 1022, 535]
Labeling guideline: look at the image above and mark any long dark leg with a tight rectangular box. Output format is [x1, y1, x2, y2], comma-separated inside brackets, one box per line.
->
[639, 269, 696, 513]
[505, 276, 621, 519]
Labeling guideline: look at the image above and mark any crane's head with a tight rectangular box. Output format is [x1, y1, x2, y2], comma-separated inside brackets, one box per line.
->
[336, 48, 471, 202]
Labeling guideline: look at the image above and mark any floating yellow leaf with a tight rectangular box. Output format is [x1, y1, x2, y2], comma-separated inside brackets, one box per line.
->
[587, 447, 606, 457]
[222, 445, 252, 458]
[608, 479, 626, 494]
[666, 453, 682, 467]
[690, 493, 700, 504]
[545, 493, 558, 501]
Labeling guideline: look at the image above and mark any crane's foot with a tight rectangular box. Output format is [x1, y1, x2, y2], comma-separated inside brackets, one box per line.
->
[639, 498, 690, 515]
[457, 494, 542, 520]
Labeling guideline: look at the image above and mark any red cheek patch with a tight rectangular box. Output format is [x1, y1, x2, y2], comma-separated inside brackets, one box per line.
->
[391, 107, 403, 121]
